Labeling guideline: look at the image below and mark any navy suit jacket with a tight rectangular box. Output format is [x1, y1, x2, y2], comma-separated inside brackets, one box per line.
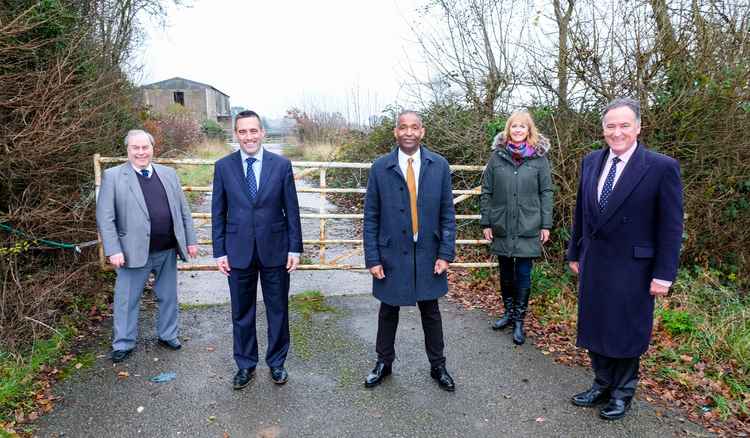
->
[211, 149, 303, 268]
[567, 143, 683, 357]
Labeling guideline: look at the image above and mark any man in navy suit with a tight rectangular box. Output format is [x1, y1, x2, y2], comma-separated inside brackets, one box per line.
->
[212, 110, 303, 390]
[567, 98, 683, 420]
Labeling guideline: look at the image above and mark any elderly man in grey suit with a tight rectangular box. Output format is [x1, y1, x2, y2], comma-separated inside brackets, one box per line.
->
[97, 129, 198, 363]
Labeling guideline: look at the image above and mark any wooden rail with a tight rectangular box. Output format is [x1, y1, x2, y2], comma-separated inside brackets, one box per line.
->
[93, 154, 491, 271]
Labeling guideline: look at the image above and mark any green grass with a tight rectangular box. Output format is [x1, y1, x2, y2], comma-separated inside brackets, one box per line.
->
[175, 140, 232, 203]
[289, 290, 335, 319]
[0, 331, 70, 420]
[532, 262, 750, 426]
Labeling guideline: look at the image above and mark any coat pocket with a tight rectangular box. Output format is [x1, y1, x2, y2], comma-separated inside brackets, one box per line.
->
[489, 207, 507, 237]
[271, 221, 287, 233]
[633, 246, 655, 258]
[378, 236, 391, 247]
[226, 224, 239, 234]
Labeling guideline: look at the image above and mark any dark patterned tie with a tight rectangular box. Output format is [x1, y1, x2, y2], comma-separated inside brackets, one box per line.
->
[246, 157, 257, 201]
[599, 156, 621, 212]
[140, 169, 150, 178]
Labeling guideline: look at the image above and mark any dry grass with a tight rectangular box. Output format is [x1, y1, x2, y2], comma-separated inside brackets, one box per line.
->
[284, 142, 340, 162]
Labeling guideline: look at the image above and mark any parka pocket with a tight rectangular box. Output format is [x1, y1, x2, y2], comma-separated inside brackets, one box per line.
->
[518, 198, 542, 237]
[489, 207, 507, 237]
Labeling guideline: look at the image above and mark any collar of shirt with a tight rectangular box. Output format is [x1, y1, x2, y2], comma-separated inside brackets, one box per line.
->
[240, 146, 264, 178]
[240, 145, 264, 164]
[398, 146, 421, 181]
[608, 141, 638, 165]
[131, 163, 154, 177]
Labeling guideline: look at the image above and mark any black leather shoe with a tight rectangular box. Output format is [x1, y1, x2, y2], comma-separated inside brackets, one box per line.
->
[270, 367, 288, 385]
[157, 338, 182, 350]
[571, 387, 610, 407]
[430, 365, 456, 392]
[364, 361, 392, 388]
[233, 368, 255, 390]
[599, 398, 632, 420]
[111, 349, 133, 363]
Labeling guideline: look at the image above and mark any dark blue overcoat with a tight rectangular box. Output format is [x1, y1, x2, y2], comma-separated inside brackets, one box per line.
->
[364, 146, 456, 306]
[567, 143, 683, 358]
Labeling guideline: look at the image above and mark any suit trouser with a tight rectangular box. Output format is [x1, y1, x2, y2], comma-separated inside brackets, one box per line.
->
[228, 247, 290, 370]
[112, 248, 178, 350]
[376, 299, 446, 368]
[589, 351, 640, 400]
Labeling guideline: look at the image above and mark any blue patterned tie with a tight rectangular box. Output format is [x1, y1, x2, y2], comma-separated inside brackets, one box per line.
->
[245, 157, 257, 201]
[140, 169, 149, 178]
[599, 156, 620, 212]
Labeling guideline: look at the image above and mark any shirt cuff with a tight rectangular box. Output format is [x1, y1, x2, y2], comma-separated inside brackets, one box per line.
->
[215, 256, 227, 263]
[652, 278, 672, 288]
[288, 252, 300, 258]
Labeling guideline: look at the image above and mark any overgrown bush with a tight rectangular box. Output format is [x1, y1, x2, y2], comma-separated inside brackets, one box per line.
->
[200, 119, 226, 140]
[0, 1, 162, 351]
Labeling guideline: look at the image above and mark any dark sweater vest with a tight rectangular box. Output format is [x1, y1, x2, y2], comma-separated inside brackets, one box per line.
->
[136, 169, 176, 253]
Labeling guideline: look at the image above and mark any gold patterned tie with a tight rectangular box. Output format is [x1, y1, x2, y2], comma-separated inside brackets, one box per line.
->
[407, 158, 418, 236]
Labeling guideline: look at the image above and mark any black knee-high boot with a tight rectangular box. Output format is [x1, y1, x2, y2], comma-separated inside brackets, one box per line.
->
[512, 287, 531, 345]
[492, 280, 515, 330]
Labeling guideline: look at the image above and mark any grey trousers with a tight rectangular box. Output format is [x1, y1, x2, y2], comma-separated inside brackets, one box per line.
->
[112, 248, 178, 351]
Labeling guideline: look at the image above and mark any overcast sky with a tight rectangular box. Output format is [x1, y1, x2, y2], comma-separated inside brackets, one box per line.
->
[132, 0, 424, 122]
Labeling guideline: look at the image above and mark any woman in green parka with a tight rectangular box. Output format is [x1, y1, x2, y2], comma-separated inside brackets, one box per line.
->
[480, 111, 553, 345]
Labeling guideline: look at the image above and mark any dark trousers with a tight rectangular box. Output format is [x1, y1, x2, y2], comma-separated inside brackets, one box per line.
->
[589, 351, 640, 400]
[498, 256, 533, 289]
[228, 246, 290, 370]
[375, 299, 446, 368]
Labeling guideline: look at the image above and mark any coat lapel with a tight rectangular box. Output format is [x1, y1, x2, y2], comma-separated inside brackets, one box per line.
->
[588, 149, 608, 217]
[123, 164, 148, 216]
[256, 149, 275, 203]
[153, 164, 178, 215]
[417, 145, 433, 197]
[229, 151, 253, 204]
[597, 143, 651, 227]
[386, 147, 407, 187]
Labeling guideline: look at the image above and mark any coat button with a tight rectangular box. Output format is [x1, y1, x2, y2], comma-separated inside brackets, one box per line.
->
[403, 251, 408, 255]
[400, 187, 404, 191]
[402, 230, 407, 234]
[400, 208, 405, 212]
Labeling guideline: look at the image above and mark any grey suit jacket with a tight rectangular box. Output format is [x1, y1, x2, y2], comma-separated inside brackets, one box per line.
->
[96, 163, 198, 268]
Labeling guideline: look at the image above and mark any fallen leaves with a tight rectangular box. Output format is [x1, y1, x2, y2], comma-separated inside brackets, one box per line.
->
[446, 271, 750, 437]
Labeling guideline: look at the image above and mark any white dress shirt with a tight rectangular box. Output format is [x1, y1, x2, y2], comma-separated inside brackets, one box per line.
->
[132, 163, 154, 178]
[597, 142, 637, 202]
[597, 142, 671, 288]
[398, 147, 421, 242]
[240, 146, 263, 188]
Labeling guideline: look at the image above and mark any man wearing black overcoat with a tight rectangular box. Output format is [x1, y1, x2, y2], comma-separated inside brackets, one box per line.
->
[567, 98, 684, 420]
[362, 110, 457, 391]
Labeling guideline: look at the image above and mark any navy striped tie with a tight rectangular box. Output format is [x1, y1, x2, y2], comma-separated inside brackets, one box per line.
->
[599, 157, 620, 212]
[246, 157, 257, 201]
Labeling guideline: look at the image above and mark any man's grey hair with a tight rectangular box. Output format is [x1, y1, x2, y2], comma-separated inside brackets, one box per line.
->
[396, 110, 423, 126]
[601, 98, 641, 125]
[124, 129, 155, 147]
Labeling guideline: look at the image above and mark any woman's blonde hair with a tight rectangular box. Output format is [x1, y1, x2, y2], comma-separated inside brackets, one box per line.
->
[503, 111, 540, 146]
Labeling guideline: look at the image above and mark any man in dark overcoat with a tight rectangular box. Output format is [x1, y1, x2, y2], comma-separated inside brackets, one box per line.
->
[362, 110, 457, 391]
[567, 98, 684, 420]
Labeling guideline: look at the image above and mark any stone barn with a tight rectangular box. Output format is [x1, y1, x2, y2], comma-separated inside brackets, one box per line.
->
[140, 77, 232, 133]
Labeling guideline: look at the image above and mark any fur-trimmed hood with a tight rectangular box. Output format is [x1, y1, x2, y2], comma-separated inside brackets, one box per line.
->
[491, 132, 551, 157]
